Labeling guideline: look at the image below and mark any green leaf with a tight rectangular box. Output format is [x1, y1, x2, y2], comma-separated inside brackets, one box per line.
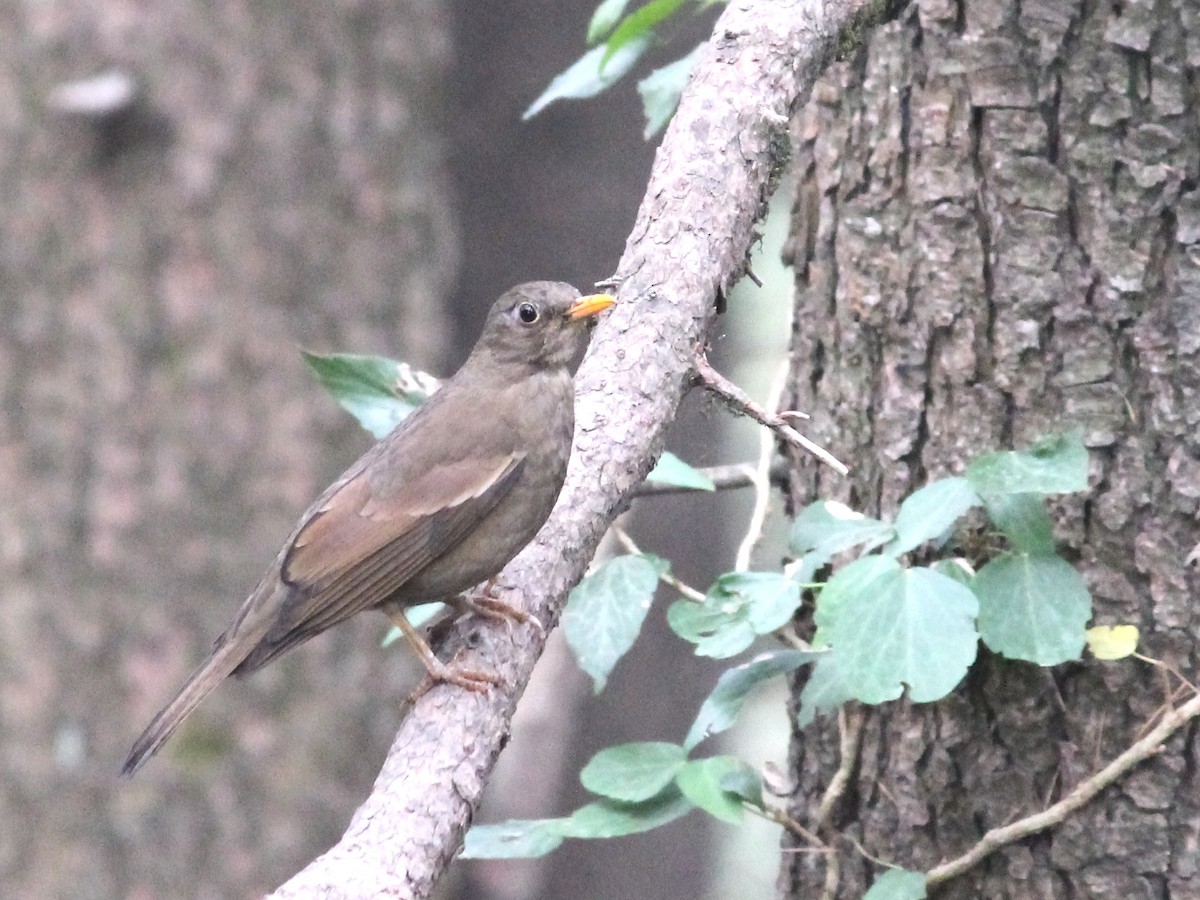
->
[887, 477, 980, 556]
[811, 556, 897, 646]
[931, 558, 974, 586]
[460, 818, 568, 859]
[981, 493, 1056, 554]
[667, 572, 802, 658]
[797, 652, 854, 727]
[587, 0, 632, 44]
[719, 764, 765, 810]
[524, 34, 654, 119]
[564, 554, 666, 692]
[463, 786, 694, 858]
[674, 756, 747, 824]
[580, 742, 687, 803]
[603, 0, 687, 66]
[636, 46, 702, 138]
[732, 572, 803, 633]
[790, 501, 894, 566]
[973, 553, 1090, 665]
[645, 451, 716, 490]
[864, 868, 928, 900]
[562, 788, 694, 838]
[685, 648, 822, 750]
[301, 351, 438, 439]
[965, 434, 1088, 496]
[818, 559, 980, 704]
[668, 600, 756, 658]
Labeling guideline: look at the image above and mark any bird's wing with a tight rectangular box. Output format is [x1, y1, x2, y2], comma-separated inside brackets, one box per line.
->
[240, 452, 525, 668]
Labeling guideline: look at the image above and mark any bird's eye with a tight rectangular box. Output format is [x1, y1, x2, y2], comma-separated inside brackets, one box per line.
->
[517, 302, 540, 324]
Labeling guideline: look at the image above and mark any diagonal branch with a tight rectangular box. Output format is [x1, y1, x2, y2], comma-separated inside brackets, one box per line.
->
[270, 1, 877, 896]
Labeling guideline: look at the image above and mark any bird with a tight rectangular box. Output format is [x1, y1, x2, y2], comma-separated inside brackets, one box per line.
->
[121, 281, 615, 776]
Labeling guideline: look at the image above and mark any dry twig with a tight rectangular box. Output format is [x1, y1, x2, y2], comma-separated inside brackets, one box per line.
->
[695, 355, 849, 475]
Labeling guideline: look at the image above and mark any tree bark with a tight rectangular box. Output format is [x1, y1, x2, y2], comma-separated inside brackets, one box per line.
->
[0, 2, 456, 896]
[782, 0, 1200, 897]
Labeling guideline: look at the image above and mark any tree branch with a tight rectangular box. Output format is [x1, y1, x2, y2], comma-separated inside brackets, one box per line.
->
[271, 1, 875, 895]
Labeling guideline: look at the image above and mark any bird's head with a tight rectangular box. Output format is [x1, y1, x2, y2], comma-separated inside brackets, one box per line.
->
[474, 281, 616, 371]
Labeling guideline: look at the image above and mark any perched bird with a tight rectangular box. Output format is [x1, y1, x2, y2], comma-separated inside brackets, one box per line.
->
[122, 281, 615, 776]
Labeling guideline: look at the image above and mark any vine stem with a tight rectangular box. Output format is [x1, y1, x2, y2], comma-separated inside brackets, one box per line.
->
[925, 687, 1200, 886]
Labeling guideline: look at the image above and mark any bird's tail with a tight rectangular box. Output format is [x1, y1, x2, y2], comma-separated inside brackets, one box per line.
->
[120, 634, 250, 777]
[121, 581, 285, 777]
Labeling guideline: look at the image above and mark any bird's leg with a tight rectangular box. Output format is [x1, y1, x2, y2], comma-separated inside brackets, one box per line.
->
[384, 605, 499, 694]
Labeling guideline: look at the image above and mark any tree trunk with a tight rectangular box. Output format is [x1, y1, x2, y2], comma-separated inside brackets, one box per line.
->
[782, 1, 1200, 897]
[0, 2, 456, 896]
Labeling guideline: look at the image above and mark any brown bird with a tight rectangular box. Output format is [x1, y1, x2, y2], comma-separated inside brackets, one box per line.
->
[122, 281, 615, 776]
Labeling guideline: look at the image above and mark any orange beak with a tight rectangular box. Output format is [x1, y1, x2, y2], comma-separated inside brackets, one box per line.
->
[566, 293, 617, 320]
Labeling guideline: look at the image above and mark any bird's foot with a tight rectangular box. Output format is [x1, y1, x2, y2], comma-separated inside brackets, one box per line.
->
[453, 589, 545, 636]
[405, 658, 500, 705]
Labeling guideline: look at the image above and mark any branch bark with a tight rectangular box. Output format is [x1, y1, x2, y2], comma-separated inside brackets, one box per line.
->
[271, 1, 877, 895]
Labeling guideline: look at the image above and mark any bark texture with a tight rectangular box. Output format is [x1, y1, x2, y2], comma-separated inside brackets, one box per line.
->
[271, 0, 880, 896]
[0, 3, 456, 897]
[783, 0, 1200, 897]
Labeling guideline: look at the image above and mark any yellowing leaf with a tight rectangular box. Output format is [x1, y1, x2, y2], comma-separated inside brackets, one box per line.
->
[1086, 625, 1139, 660]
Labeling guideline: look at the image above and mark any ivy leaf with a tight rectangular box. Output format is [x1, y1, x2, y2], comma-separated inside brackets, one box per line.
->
[818, 559, 980, 704]
[973, 553, 1090, 665]
[674, 756, 747, 824]
[564, 554, 666, 692]
[981, 493, 1056, 555]
[301, 351, 438, 439]
[931, 558, 974, 586]
[562, 788, 694, 839]
[525, 34, 654, 119]
[602, 0, 687, 66]
[790, 501, 894, 566]
[667, 599, 756, 658]
[1086, 624, 1139, 660]
[719, 764, 765, 810]
[645, 451, 715, 490]
[797, 652, 854, 727]
[667, 572, 802, 659]
[863, 868, 928, 899]
[685, 648, 822, 750]
[811, 555, 897, 646]
[587, 0, 632, 44]
[886, 477, 980, 556]
[579, 742, 687, 803]
[637, 46, 702, 138]
[965, 434, 1088, 496]
[460, 818, 568, 859]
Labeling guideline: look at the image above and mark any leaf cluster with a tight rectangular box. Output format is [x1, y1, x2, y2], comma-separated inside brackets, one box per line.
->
[302, 353, 1121, 886]
[526, 0, 720, 138]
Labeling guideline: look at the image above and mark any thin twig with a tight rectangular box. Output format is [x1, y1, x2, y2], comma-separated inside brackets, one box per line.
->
[611, 524, 706, 602]
[816, 706, 865, 831]
[695, 355, 849, 475]
[1135, 652, 1200, 696]
[811, 706, 866, 899]
[842, 833, 897, 870]
[735, 357, 791, 571]
[925, 689, 1200, 887]
[757, 803, 829, 850]
[818, 843, 840, 900]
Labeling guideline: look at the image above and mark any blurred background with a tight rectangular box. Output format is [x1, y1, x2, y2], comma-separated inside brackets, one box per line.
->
[0, 1, 795, 896]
